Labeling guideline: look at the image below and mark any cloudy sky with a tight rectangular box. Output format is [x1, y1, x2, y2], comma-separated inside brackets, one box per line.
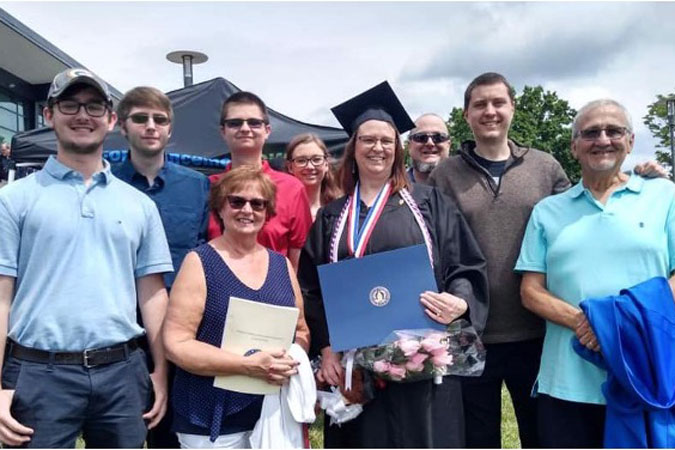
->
[3, 1, 675, 167]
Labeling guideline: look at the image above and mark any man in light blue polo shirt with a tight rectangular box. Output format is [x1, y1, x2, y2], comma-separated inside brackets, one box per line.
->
[0, 68, 173, 448]
[516, 98, 675, 448]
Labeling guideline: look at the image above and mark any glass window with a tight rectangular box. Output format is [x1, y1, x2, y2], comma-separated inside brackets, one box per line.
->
[0, 91, 14, 111]
[0, 90, 32, 133]
[35, 102, 46, 128]
[0, 109, 16, 130]
[0, 128, 15, 144]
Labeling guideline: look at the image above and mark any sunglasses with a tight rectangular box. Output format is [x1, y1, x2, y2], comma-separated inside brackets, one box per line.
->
[128, 113, 171, 126]
[222, 118, 267, 129]
[226, 195, 268, 212]
[410, 132, 450, 144]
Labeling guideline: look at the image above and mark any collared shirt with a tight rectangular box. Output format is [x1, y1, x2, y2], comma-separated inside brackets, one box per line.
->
[515, 174, 675, 404]
[407, 167, 416, 184]
[207, 160, 312, 256]
[112, 155, 210, 288]
[0, 156, 173, 351]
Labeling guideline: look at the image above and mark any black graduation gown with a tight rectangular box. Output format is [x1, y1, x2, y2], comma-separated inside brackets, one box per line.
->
[298, 183, 489, 448]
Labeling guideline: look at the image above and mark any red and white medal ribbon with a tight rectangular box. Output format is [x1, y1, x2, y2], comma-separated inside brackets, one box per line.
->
[330, 185, 433, 268]
[346, 181, 392, 258]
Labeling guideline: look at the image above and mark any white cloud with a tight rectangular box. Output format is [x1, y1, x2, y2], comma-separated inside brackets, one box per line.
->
[2, 1, 674, 167]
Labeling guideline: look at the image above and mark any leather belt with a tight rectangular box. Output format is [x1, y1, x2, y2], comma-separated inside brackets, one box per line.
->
[7, 338, 140, 368]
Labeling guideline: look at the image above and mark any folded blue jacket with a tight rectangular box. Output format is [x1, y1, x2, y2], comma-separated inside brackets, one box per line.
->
[573, 276, 675, 448]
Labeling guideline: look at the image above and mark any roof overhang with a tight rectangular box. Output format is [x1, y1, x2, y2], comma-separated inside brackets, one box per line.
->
[0, 7, 122, 99]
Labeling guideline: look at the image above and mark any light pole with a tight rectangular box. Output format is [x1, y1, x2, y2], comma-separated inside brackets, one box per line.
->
[668, 98, 675, 181]
[166, 50, 208, 87]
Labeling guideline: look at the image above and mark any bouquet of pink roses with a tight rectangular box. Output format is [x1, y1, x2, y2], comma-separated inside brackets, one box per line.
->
[353, 319, 485, 383]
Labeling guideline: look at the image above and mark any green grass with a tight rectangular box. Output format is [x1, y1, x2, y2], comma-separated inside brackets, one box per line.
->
[309, 383, 520, 448]
[501, 383, 521, 448]
[309, 414, 324, 448]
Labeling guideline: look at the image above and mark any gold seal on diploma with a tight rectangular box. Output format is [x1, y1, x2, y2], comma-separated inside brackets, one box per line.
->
[369, 286, 391, 307]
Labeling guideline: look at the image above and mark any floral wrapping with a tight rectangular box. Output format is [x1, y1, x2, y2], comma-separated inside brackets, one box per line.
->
[353, 319, 486, 383]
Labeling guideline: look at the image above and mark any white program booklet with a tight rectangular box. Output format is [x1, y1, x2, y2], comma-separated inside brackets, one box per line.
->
[213, 296, 299, 395]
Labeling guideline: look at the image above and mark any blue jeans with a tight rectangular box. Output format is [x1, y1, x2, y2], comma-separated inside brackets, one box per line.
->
[2, 348, 152, 448]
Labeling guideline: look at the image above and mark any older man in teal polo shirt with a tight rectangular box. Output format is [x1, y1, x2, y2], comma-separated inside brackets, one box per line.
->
[515, 98, 675, 448]
[0, 69, 173, 447]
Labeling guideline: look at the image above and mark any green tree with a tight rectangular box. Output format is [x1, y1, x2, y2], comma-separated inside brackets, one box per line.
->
[446, 85, 581, 182]
[643, 92, 675, 172]
[447, 106, 473, 146]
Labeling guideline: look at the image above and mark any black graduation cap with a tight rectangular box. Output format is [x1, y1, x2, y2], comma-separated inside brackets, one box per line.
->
[331, 81, 415, 136]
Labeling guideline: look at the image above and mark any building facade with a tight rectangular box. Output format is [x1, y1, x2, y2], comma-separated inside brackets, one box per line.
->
[0, 7, 121, 146]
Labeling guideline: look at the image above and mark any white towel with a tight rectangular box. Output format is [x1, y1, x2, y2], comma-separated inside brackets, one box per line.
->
[249, 344, 316, 449]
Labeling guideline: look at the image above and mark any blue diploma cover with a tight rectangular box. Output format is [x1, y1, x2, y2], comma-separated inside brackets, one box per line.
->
[317, 244, 446, 351]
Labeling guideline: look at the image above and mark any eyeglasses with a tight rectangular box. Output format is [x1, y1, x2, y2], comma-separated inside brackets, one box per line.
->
[410, 132, 450, 144]
[577, 127, 629, 141]
[357, 135, 396, 149]
[226, 195, 268, 212]
[222, 118, 268, 129]
[55, 100, 109, 117]
[128, 113, 171, 126]
[292, 155, 326, 167]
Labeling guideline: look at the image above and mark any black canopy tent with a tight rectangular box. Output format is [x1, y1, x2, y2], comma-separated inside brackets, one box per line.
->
[11, 77, 349, 168]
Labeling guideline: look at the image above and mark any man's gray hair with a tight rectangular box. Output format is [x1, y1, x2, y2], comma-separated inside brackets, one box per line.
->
[572, 99, 633, 138]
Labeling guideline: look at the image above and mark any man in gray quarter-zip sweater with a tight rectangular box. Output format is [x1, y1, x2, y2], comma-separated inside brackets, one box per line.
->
[429, 72, 570, 449]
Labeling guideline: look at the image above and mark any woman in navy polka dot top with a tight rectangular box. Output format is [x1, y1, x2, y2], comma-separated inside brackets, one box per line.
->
[163, 166, 310, 447]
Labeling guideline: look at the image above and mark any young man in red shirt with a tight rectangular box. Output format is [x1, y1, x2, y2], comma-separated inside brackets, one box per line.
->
[207, 92, 311, 270]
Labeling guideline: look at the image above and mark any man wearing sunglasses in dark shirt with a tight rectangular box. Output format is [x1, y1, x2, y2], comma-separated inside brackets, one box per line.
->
[112, 86, 210, 449]
[407, 113, 451, 184]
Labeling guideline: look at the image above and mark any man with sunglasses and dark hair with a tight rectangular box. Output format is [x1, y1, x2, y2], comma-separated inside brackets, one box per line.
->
[111, 86, 210, 449]
[113, 86, 210, 292]
[0, 69, 173, 447]
[407, 113, 451, 184]
[207, 91, 311, 270]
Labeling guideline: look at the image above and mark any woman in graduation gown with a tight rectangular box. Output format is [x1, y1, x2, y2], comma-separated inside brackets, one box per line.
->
[298, 82, 489, 448]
